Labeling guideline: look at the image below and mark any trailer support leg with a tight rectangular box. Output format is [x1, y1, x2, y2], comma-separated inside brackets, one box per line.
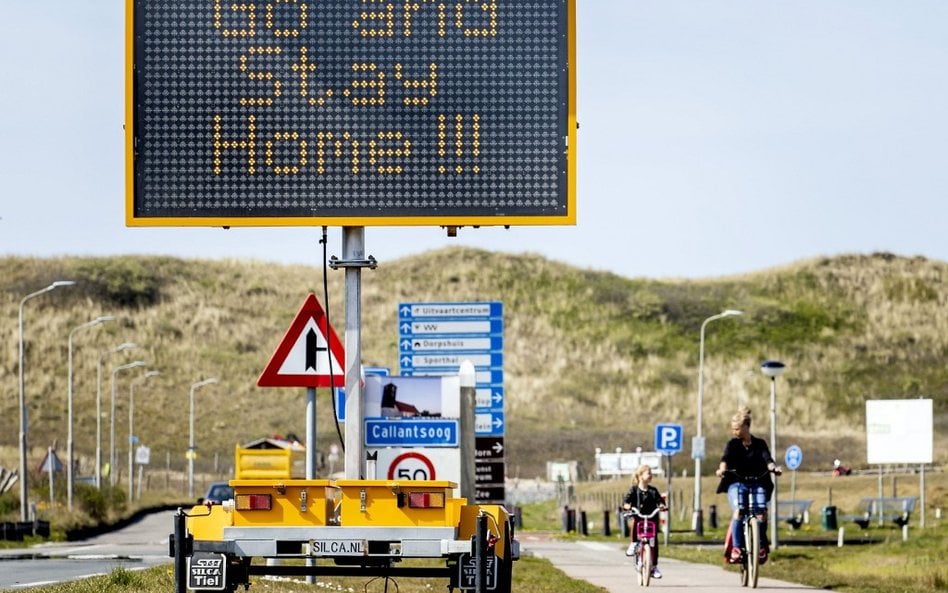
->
[475, 513, 488, 593]
[174, 508, 187, 593]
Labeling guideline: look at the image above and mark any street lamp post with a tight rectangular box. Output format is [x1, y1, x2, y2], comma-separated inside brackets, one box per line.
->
[761, 360, 785, 550]
[67, 315, 115, 510]
[110, 361, 146, 488]
[18, 280, 76, 522]
[694, 309, 743, 536]
[189, 378, 218, 499]
[96, 343, 137, 488]
[129, 370, 160, 499]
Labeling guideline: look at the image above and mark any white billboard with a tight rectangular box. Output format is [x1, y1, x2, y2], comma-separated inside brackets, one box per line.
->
[866, 399, 933, 464]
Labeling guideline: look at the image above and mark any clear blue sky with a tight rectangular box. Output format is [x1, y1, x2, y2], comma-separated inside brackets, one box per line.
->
[2, 1, 946, 279]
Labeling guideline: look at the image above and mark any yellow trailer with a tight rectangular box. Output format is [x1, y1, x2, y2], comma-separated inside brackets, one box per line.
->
[173, 478, 517, 593]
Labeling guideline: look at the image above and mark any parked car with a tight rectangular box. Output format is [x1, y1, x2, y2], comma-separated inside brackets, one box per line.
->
[200, 481, 234, 505]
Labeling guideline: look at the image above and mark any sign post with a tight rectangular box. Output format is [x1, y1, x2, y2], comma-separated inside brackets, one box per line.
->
[655, 424, 683, 545]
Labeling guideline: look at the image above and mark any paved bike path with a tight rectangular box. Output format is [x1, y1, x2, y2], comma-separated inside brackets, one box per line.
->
[519, 532, 818, 592]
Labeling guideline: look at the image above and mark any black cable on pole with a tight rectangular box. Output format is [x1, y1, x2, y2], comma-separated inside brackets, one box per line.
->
[321, 227, 345, 453]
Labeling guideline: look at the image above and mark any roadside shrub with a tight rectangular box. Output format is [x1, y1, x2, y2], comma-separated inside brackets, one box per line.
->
[75, 483, 108, 521]
[0, 491, 19, 517]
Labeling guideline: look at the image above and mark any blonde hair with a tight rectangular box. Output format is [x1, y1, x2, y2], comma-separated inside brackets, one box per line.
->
[730, 406, 752, 429]
[634, 464, 652, 482]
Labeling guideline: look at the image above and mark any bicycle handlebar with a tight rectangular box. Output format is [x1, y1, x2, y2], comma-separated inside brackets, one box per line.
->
[622, 507, 663, 519]
[721, 468, 779, 482]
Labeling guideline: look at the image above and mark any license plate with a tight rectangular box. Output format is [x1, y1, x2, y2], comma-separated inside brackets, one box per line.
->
[188, 552, 226, 591]
[309, 539, 366, 556]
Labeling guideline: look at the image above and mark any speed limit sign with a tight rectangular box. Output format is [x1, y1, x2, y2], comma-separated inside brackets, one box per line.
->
[388, 452, 437, 480]
[372, 448, 460, 483]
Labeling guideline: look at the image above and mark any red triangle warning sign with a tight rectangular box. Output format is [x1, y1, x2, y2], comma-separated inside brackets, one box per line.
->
[257, 294, 345, 388]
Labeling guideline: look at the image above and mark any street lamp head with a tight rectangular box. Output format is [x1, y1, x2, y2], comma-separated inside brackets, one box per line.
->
[144, 370, 161, 378]
[722, 309, 743, 317]
[94, 315, 116, 324]
[51, 280, 77, 288]
[192, 377, 218, 390]
[760, 360, 786, 378]
[115, 360, 147, 374]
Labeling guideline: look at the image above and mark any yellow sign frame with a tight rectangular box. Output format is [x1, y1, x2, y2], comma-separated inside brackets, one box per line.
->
[125, 1, 576, 228]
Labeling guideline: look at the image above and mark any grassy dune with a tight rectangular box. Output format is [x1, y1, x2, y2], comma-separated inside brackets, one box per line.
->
[0, 249, 945, 491]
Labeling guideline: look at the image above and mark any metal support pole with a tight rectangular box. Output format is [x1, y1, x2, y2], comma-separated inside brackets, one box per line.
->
[694, 321, 706, 536]
[306, 387, 317, 478]
[189, 378, 217, 499]
[342, 227, 365, 478]
[19, 282, 75, 521]
[306, 385, 316, 583]
[693, 310, 741, 536]
[769, 376, 778, 550]
[128, 370, 159, 499]
[460, 360, 477, 502]
[96, 357, 103, 489]
[67, 316, 113, 510]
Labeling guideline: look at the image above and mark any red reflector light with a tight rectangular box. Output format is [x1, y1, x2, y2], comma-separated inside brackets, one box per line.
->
[236, 494, 272, 511]
[408, 492, 445, 509]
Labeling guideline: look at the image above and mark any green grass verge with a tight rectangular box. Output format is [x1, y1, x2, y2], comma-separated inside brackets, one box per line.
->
[22, 556, 605, 593]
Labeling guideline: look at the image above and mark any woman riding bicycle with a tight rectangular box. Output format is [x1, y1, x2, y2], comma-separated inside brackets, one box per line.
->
[714, 407, 782, 564]
[622, 464, 665, 579]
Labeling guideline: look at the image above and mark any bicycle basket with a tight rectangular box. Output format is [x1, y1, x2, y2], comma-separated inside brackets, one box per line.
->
[635, 519, 658, 539]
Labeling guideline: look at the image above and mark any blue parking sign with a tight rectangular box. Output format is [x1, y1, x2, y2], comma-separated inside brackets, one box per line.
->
[655, 423, 683, 455]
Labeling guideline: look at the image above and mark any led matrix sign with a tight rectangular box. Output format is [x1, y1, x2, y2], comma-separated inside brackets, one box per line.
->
[126, 0, 576, 226]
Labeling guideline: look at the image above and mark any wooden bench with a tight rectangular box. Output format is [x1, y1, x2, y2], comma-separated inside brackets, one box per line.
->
[844, 496, 917, 528]
[776, 499, 813, 529]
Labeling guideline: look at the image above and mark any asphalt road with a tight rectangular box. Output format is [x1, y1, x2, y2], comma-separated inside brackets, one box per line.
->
[0, 510, 175, 590]
[519, 531, 819, 592]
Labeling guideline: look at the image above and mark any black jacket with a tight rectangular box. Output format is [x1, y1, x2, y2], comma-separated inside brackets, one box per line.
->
[623, 485, 664, 514]
[715, 435, 775, 496]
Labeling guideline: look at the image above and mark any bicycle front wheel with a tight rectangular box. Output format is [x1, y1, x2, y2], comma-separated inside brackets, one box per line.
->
[748, 517, 760, 588]
[640, 542, 652, 587]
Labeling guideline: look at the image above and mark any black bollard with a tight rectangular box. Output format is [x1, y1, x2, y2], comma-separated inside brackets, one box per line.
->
[579, 510, 588, 536]
[603, 510, 611, 536]
[709, 504, 718, 529]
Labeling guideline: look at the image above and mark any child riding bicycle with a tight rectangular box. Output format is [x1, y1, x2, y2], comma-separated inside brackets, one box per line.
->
[622, 464, 666, 579]
[715, 407, 782, 564]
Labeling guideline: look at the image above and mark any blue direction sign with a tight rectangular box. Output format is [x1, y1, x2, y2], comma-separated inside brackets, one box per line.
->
[475, 387, 504, 411]
[401, 369, 504, 384]
[401, 336, 503, 353]
[399, 302, 503, 319]
[655, 423, 684, 455]
[365, 419, 460, 448]
[784, 444, 803, 470]
[401, 353, 503, 370]
[475, 412, 505, 436]
[400, 319, 504, 336]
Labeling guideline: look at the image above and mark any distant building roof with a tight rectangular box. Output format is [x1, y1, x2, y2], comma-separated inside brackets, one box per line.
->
[241, 437, 305, 451]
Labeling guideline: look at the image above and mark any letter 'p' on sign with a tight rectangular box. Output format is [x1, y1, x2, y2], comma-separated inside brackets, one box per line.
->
[655, 423, 683, 455]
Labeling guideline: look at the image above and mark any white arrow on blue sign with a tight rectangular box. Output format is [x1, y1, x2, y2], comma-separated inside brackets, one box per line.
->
[475, 412, 504, 436]
[655, 423, 684, 455]
[784, 444, 803, 470]
[399, 302, 503, 319]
